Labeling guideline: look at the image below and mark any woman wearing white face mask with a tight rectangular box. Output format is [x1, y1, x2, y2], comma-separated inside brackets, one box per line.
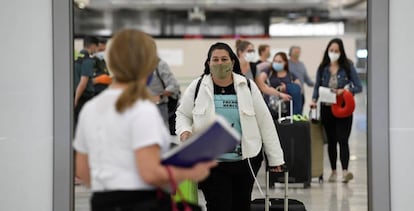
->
[176, 42, 285, 211]
[256, 52, 302, 117]
[310, 38, 362, 184]
[235, 39, 260, 82]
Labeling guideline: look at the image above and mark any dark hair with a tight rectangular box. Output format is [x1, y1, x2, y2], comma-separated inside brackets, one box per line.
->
[272, 52, 289, 72]
[235, 39, 252, 57]
[98, 37, 107, 45]
[318, 38, 351, 76]
[203, 42, 242, 75]
[83, 36, 99, 48]
[258, 44, 270, 56]
[288, 45, 300, 56]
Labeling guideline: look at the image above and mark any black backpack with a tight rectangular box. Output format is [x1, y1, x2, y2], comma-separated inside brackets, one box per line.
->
[74, 52, 108, 95]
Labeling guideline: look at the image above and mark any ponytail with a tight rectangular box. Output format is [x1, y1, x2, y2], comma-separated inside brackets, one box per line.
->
[115, 81, 151, 113]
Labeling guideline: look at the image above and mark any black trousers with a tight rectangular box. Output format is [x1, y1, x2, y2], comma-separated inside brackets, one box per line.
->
[74, 93, 94, 131]
[91, 190, 171, 211]
[320, 105, 353, 170]
[198, 152, 263, 211]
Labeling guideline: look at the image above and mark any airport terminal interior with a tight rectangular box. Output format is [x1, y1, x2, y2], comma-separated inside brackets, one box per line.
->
[75, 91, 367, 211]
[73, 0, 367, 210]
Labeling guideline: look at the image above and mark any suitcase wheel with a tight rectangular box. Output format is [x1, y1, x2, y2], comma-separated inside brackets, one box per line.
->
[318, 175, 324, 183]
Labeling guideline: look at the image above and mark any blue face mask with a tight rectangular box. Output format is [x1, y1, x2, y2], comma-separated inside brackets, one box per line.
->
[272, 62, 284, 72]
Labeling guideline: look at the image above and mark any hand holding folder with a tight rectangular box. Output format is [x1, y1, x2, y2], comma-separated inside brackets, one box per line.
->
[161, 115, 241, 168]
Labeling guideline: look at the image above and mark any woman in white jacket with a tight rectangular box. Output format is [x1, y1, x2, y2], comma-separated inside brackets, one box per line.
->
[176, 42, 285, 211]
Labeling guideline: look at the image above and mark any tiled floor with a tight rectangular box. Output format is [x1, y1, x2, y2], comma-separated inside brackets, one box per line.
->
[75, 88, 367, 211]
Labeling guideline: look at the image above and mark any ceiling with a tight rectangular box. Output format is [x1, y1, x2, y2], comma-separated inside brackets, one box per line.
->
[76, 0, 366, 19]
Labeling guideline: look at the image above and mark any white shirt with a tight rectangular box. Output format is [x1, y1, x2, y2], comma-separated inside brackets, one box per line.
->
[73, 88, 170, 192]
[176, 73, 285, 166]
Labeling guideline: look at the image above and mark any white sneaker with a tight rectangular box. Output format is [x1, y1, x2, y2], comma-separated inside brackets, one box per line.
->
[342, 172, 354, 183]
[328, 173, 337, 182]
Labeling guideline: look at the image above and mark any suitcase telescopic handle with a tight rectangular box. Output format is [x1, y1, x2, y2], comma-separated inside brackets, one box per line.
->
[277, 99, 293, 124]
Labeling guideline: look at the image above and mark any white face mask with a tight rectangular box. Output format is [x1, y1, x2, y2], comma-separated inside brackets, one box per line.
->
[328, 52, 340, 63]
[244, 52, 256, 62]
[95, 51, 105, 60]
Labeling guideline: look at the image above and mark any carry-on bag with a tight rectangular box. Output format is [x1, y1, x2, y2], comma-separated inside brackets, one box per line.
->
[309, 108, 325, 182]
[172, 180, 198, 204]
[251, 162, 306, 211]
[271, 100, 312, 188]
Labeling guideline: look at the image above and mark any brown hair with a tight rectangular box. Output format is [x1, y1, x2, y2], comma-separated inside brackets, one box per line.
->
[258, 44, 269, 56]
[106, 29, 158, 113]
[235, 39, 252, 57]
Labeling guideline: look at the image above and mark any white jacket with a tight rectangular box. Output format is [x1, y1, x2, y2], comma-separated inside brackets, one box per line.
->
[176, 73, 285, 166]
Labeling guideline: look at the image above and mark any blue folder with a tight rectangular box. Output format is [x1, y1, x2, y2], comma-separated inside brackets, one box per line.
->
[161, 115, 241, 168]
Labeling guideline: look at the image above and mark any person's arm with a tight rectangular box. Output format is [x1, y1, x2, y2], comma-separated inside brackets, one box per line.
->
[135, 145, 216, 187]
[348, 64, 363, 94]
[256, 71, 291, 101]
[74, 59, 94, 106]
[74, 76, 89, 106]
[75, 152, 91, 187]
[175, 78, 200, 137]
[310, 68, 322, 108]
[158, 60, 180, 97]
[131, 102, 216, 187]
[302, 63, 315, 86]
[249, 82, 285, 167]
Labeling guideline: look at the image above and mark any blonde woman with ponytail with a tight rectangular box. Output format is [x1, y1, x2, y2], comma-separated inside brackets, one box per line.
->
[73, 29, 216, 211]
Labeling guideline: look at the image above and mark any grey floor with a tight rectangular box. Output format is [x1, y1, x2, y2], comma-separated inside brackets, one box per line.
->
[75, 88, 367, 211]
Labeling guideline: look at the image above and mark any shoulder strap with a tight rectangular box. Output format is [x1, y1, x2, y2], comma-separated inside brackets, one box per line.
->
[246, 77, 251, 91]
[193, 75, 251, 103]
[249, 62, 257, 78]
[154, 68, 166, 89]
[194, 75, 204, 102]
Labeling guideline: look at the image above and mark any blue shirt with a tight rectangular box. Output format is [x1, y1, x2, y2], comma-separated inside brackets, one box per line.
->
[213, 84, 242, 161]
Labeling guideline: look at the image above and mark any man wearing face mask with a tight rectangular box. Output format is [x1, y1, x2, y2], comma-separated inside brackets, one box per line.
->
[288, 46, 314, 114]
[93, 38, 111, 95]
[176, 42, 285, 211]
[256, 44, 271, 65]
[74, 36, 99, 128]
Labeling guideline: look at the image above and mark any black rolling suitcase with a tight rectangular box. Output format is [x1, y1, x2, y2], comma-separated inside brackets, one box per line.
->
[251, 164, 306, 211]
[271, 100, 312, 188]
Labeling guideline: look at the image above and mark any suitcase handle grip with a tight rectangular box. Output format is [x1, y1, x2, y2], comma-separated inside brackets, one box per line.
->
[267, 164, 288, 173]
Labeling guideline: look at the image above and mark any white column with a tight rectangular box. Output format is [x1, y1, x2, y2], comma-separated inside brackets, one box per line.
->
[0, 0, 53, 210]
[389, 0, 414, 210]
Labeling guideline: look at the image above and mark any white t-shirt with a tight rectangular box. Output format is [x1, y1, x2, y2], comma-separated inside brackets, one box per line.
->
[73, 88, 171, 192]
